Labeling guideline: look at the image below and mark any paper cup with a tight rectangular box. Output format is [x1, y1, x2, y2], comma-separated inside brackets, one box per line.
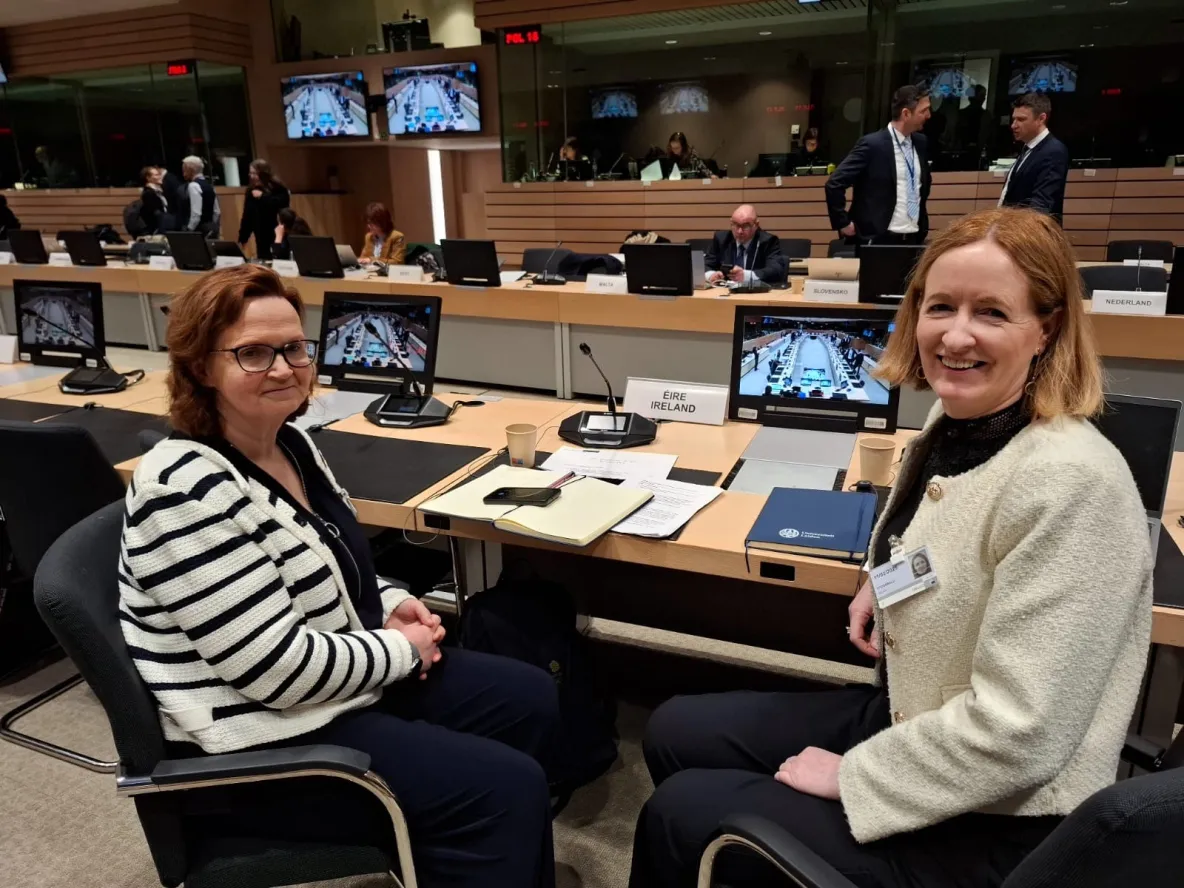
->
[858, 437, 896, 486]
[506, 423, 538, 468]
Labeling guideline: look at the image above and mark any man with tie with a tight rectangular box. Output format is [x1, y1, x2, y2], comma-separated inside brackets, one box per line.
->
[704, 204, 788, 287]
[998, 93, 1069, 223]
[825, 85, 933, 246]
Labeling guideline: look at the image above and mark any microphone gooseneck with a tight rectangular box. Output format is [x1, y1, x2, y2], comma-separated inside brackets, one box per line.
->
[579, 341, 616, 415]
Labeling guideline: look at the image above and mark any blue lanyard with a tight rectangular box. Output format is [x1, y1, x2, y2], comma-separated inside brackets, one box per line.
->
[891, 128, 916, 187]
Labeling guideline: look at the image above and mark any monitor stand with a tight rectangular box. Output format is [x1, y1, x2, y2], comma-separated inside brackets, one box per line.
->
[362, 389, 452, 429]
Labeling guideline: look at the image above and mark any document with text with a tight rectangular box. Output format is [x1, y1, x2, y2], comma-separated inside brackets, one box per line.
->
[612, 478, 722, 539]
[541, 447, 677, 485]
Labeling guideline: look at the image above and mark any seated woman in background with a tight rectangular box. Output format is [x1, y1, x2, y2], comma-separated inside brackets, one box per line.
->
[272, 207, 312, 261]
[139, 166, 171, 235]
[0, 194, 20, 238]
[359, 201, 406, 265]
[119, 265, 560, 888]
[630, 207, 1153, 888]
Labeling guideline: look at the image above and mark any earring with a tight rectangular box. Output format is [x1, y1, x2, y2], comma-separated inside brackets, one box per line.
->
[915, 365, 926, 380]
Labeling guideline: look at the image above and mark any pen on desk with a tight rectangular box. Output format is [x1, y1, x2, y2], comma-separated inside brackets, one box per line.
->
[547, 471, 575, 489]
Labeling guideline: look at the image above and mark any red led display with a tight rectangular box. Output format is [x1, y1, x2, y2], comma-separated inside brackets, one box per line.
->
[166, 61, 193, 77]
[503, 26, 542, 45]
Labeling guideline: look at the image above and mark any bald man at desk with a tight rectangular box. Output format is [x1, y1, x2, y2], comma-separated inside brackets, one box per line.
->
[704, 204, 788, 287]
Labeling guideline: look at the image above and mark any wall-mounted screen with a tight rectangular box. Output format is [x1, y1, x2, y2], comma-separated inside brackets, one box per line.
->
[384, 62, 481, 135]
[1009, 57, 1078, 95]
[659, 82, 709, 115]
[281, 71, 369, 139]
[591, 88, 638, 119]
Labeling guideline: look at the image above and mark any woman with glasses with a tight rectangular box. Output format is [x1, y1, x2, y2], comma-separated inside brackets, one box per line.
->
[119, 265, 560, 888]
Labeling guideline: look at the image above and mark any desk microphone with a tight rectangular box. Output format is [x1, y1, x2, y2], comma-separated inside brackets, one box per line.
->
[1135, 244, 1143, 292]
[535, 240, 566, 285]
[579, 341, 616, 415]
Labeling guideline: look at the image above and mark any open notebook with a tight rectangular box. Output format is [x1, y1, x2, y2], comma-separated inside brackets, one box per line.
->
[421, 465, 653, 547]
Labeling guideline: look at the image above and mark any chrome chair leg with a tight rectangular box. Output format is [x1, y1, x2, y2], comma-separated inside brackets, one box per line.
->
[0, 672, 118, 773]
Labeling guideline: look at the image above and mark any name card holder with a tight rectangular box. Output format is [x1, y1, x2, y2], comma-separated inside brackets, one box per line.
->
[388, 264, 424, 283]
[48, 252, 74, 267]
[585, 274, 629, 294]
[148, 255, 177, 271]
[1122, 258, 1166, 268]
[803, 279, 859, 303]
[271, 259, 300, 277]
[0, 334, 17, 363]
[215, 256, 245, 269]
[0, 252, 13, 265]
[623, 377, 729, 426]
[1091, 289, 1168, 317]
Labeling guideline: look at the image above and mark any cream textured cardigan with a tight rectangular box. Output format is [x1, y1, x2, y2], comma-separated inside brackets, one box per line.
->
[838, 407, 1154, 844]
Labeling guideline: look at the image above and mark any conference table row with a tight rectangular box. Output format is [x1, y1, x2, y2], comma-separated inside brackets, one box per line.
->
[1, 263, 1182, 430]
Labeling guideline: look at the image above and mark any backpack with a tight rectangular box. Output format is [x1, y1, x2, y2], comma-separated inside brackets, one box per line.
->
[123, 200, 148, 238]
[458, 569, 619, 804]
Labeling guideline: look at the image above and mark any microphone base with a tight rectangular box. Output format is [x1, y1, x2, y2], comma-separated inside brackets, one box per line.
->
[533, 273, 567, 286]
[364, 394, 452, 429]
[558, 411, 657, 449]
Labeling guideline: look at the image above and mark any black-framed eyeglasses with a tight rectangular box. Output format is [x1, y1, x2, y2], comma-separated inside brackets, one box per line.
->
[212, 340, 318, 373]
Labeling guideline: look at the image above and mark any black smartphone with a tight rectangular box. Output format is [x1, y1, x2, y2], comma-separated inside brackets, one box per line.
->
[482, 486, 561, 507]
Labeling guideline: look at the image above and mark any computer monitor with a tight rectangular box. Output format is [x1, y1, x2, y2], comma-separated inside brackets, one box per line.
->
[290, 235, 345, 278]
[317, 292, 448, 427]
[211, 241, 246, 259]
[1167, 246, 1184, 316]
[729, 305, 901, 433]
[749, 153, 793, 177]
[61, 230, 108, 267]
[1092, 394, 1179, 517]
[623, 243, 693, 297]
[441, 239, 499, 287]
[8, 229, 49, 265]
[166, 231, 216, 271]
[858, 244, 925, 304]
[14, 279, 106, 367]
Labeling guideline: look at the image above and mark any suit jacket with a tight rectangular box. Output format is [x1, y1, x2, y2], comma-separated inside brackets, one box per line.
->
[237, 184, 291, 260]
[361, 229, 407, 265]
[704, 229, 788, 285]
[825, 128, 932, 241]
[999, 132, 1069, 223]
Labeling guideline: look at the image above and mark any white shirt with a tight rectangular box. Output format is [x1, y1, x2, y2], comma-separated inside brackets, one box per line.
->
[887, 124, 920, 235]
[999, 128, 1051, 206]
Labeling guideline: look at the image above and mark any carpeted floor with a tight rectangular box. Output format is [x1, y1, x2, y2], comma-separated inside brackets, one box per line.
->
[0, 655, 652, 888]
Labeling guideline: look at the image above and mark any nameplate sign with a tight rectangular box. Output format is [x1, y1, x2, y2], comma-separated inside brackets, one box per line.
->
[388, 264, 424, 283]
[0, 252, 12, 265]
[0, 335, 16, 363]
[624, 377, 729, 426]
[48, 252, 74, 267]
[1122, 258, 1165, 268]
[215, 256, 245, 269]
[803, 279, 859, 303]
[1092, 289, 1168, 316]
[148, 255, 176, 271]
[585, 274, 629, 294]
[271, 259, 300, 277]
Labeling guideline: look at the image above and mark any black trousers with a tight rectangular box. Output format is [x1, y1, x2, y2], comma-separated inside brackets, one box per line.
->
[845, 232, 922, 247]
[178, 648, 560, 888]
[629, 685, 1061, 888]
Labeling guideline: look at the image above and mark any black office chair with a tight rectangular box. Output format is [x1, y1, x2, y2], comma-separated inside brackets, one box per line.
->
[780, 238, 811, 260]
[522, 247, 572, 275]
[34, 501, 420, 888]
[827, 238, 856, 259]
[699, 764, 1184, 888]
[138, 428, 168, 454]
[686, 238, 715, 255]
[1105, 240, 1176, 264]
[0, 421, 125, 772]
[1080, 265, 1168, 297]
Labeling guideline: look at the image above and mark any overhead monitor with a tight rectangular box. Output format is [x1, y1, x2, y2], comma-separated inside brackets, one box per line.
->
[659, 82, 709, 114]
[384, 62, 481, 135]
[15, 279, 106, 367]
[591, 88, 638, 119]
[281, 71, 369, 140]
[1008, 56, 1078, 95]
[730, 305, 901, 433]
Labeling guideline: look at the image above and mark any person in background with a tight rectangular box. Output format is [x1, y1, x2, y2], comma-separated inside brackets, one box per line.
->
[998, 93, 1069, 224]
[557, 136, 592, 181]
[666, 132, 691, 169]
[120, 264, 560, 888]
[183, 155, 222, 239]
[0, 195, 21, 238]
[794, 128, 827, 170]
[359, 202, 406, 265]
[704, 204, 788, 287]
[34, 145, 78, 188]
[139, 166, 171, 235]
[825, 85, 933, 246]
[629, 208, 1152, 888]
[272, 207, 312, 261]
[559, 137, 584, 162]
[237, 158, 290, 260]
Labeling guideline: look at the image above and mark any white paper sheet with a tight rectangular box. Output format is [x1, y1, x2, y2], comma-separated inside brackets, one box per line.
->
[500, 271, 526, 284]
[612, 478, 722, 538]
[540, 446, 677, 484]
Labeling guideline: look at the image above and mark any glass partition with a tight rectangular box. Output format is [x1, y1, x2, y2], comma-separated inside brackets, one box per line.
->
[499, 0, 1184, 181]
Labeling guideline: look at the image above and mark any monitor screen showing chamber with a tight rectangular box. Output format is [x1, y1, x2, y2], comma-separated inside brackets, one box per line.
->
[17, 282, 98, 350]
[384, 62, 481, 135]
[281, 71, 369, 139]
[321, 297, 433, 374]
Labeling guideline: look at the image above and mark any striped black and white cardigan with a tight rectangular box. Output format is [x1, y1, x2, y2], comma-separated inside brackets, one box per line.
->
[118, 425, 416, 753]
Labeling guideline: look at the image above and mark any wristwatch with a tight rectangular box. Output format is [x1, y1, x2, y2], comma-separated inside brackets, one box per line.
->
[405, 642, 423, 679]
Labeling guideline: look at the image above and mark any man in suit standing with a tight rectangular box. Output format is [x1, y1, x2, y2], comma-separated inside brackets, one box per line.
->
[825, 85, 933, 246]
[998, 92, 1069, 223]
[704, 204, 788, 287]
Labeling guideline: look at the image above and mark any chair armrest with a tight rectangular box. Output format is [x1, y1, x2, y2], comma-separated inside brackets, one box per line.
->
[1123, 734, 1166, 772]
[701, 814, 858, 888]
[149, 744, 371, 787]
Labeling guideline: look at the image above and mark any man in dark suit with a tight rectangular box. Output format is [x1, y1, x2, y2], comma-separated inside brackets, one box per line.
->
[825, 85, 933, 246]
[998, 92, 1069, 223]
[704, 204, 788, 287]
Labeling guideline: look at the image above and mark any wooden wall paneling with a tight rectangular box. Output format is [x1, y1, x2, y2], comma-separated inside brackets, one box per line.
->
[474, 0, 768, 30]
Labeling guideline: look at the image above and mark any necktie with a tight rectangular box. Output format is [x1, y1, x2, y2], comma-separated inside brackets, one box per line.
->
[736, 243, 745, 270]
[904, 141, 919, 222]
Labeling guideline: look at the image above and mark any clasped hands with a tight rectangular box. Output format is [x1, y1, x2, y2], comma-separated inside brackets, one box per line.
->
[776, 581, 879, 799]
[385, 598, 445, 679]
[707, 267, 749, 284]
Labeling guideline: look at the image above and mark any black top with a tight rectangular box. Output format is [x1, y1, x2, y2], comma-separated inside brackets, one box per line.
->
[704, 229, 789, 286]
[140, 186, 168, 235]
[998, 133, 1070, 224]
[872, 398, 1032, 569]
[237, 184, 291, 260]
[193, 425, 384, 630]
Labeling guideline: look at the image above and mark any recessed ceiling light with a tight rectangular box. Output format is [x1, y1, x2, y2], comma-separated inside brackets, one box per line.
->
[548, 70, 561, 74]
[665, 39, 678, 44]
[703, 56, 716, 61]
[836, 61, 849, 65]
[1109, 0, 1128, 6]
[1051, 3, 1065, 7]
[1080, 43, 1095, 48]
[759, 30, 772, 36]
